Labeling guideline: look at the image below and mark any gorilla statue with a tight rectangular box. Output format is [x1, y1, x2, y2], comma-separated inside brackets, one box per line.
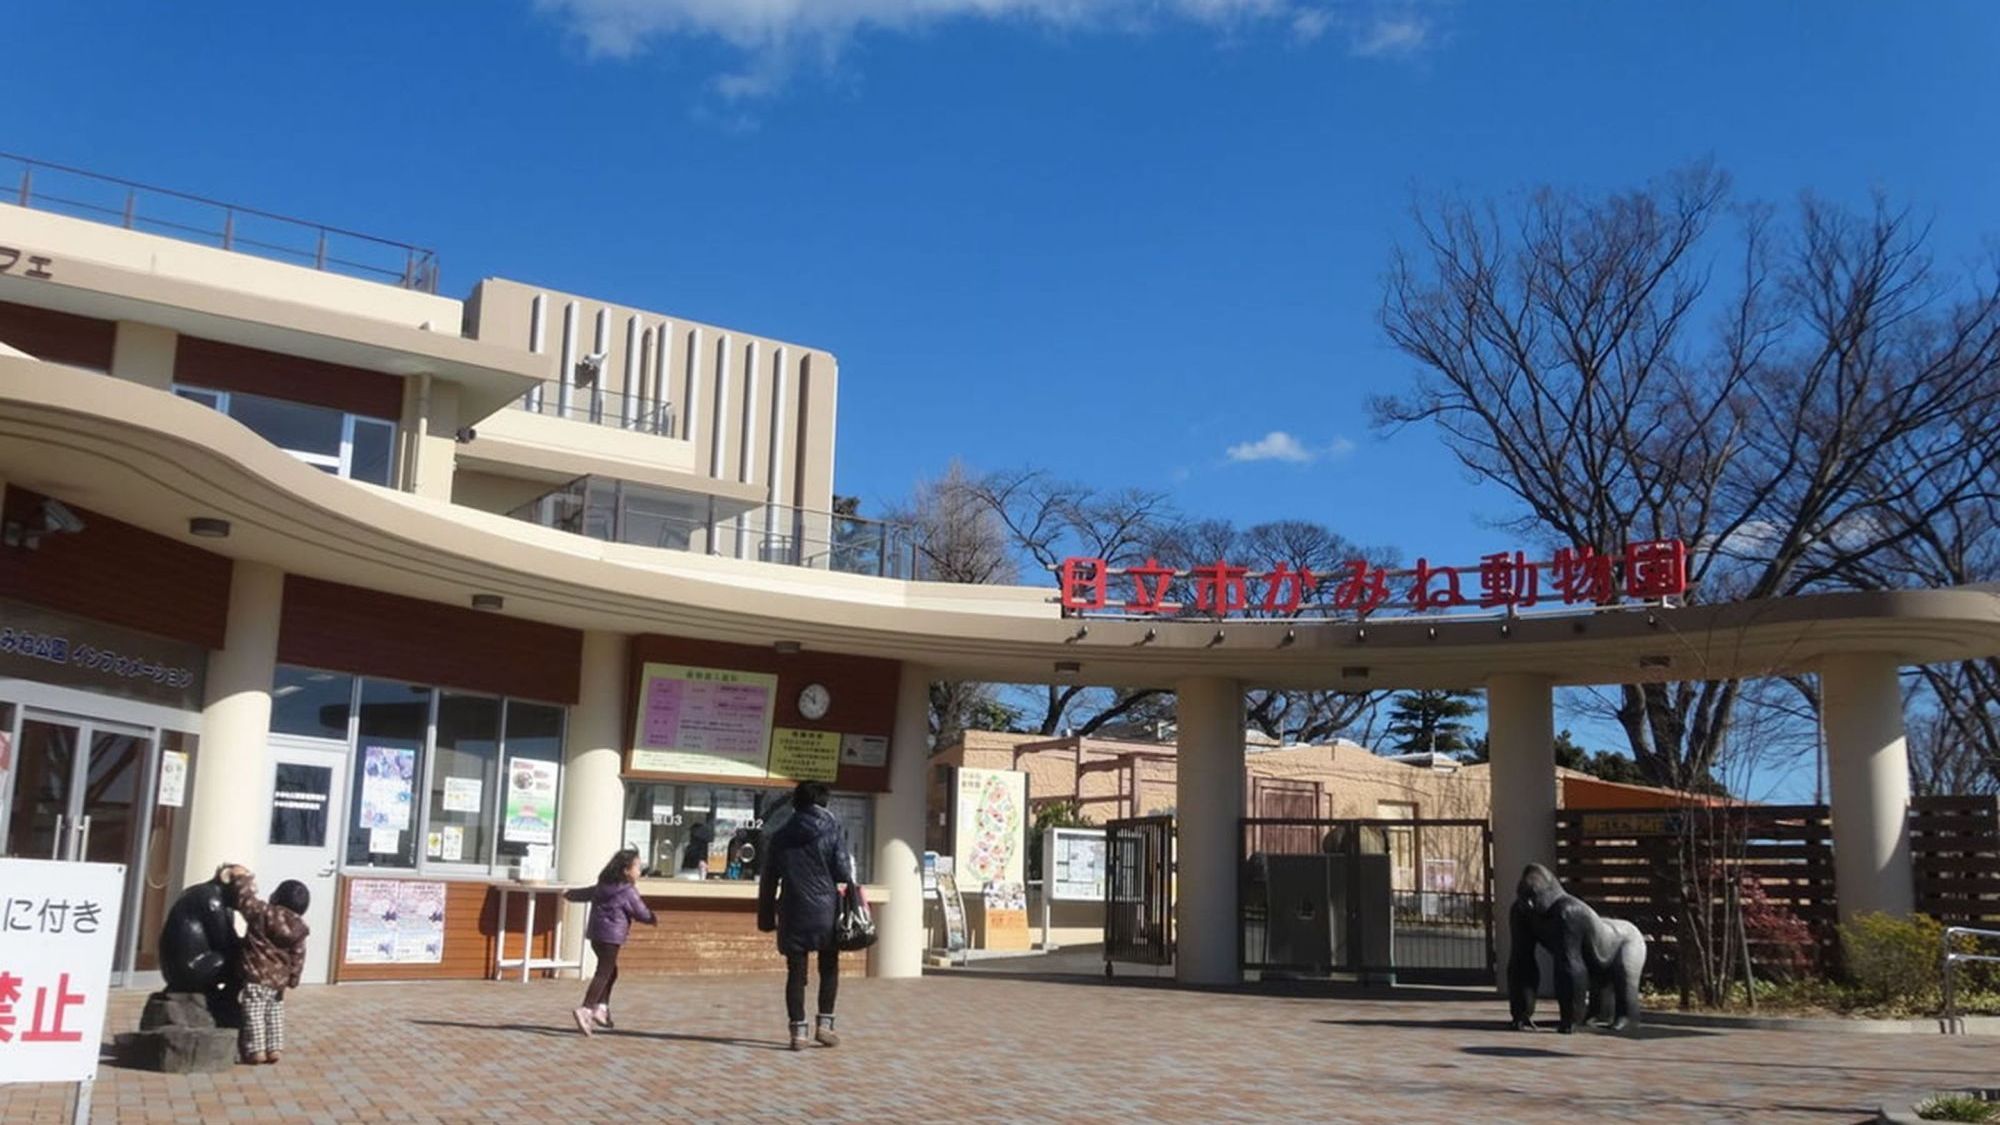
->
[158, 864, 254, 1022]
[1507, 863, 1646, 1033]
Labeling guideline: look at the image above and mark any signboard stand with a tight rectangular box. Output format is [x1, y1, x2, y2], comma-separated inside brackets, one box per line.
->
[1042, 827, 1108, 953]
[932, 871, 968, 966]
[0, 857, 126, 1122]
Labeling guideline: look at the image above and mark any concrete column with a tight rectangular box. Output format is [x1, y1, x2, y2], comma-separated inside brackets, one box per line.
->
[1486, 673, 1558, 979]
[555, 631, 628, 963]
[184, 562, 284, 886]
[1822, 653, 1915, 921]
[110, 322, 177, 390]
[870, 662, 932, 979]
[399, 375, 459, 500]
[1175, 676, 1244, 986]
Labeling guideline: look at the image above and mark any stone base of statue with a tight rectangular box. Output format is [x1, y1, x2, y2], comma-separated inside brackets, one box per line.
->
[117, 991, 238, 1073]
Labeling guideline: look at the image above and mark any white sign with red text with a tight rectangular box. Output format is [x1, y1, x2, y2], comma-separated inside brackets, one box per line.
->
[0, 858, 124, 1084]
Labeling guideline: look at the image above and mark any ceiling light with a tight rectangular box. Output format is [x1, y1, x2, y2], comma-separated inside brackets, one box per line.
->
[471, 594, 504, 611]
[1054, 660, 1081, 677]
[189, 517, 231, 539]
[773, 640, 803, 655]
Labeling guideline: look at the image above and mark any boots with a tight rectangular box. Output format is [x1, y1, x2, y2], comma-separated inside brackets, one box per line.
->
[814, 1014, 840, 1048]
[789, 1021, 810, 1051]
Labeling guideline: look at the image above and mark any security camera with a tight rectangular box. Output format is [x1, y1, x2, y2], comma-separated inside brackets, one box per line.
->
[454, 426, 477, 444]
[574, 351, 607, 388]
[39, 498, 86, 535]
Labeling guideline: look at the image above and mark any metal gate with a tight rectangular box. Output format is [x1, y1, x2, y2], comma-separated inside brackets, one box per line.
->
[1104, 815, 1174, 975]
[1241, 817, 1493, 985]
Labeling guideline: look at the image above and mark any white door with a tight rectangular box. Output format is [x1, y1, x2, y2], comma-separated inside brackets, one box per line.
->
[257, 742, 348, 986]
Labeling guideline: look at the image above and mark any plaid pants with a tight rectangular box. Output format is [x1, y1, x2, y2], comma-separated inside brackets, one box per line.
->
[240, 983, 285, 1055]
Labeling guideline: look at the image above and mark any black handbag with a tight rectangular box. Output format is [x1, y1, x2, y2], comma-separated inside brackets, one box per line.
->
[835, 885, 878, 952]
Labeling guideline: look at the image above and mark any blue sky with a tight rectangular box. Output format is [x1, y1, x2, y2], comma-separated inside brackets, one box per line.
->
[8, 1, 1998, 797]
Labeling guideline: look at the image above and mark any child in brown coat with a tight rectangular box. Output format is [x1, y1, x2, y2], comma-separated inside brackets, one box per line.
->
[237, 878, 311, 1064]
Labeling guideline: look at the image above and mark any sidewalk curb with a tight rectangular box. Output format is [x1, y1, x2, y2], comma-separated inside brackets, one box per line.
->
[1649, 1010, 2000, 1036]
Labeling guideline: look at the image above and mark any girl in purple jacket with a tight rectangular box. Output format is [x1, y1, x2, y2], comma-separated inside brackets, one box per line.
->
[566, 847, 656, 1035]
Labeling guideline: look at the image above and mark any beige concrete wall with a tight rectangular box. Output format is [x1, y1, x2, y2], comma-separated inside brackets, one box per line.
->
[935, 731, 1494, 831]
[110, 321, 176, 390]
[452, 469, 560, 516]
[0, 204, 460, 329]
[463, 278, 837, 521]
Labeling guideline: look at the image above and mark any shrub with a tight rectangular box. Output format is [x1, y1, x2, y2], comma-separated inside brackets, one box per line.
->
[1840, 912, 1948, 1011]
[1915, 1093, 1996, 1123]
[1737, 877, 1817, 980]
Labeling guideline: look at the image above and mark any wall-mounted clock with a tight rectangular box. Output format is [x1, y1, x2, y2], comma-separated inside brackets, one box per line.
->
[798, 682, 832, 721]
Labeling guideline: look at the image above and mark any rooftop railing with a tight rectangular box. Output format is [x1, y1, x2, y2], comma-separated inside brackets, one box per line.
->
[1, 151, 440, 292]
[515, 380, 676, 436]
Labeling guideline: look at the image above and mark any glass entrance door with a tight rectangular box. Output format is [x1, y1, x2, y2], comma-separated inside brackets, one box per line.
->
[4, 710, 157, 979]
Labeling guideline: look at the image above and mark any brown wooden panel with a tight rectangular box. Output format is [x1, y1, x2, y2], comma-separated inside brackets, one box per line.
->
[280, 576, 583, 703]
[616, 897, 790, 976]
[0, 488, 232, 649]
[331, 879, 558, 983]
[174, 336, 404, 420]
[0, 299, 115, 371]
[624, 635, 901, 794]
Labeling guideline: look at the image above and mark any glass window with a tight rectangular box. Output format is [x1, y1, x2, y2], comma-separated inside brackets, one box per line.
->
[270, 763, 335, 847]
[428, 693, 501, 867]
[271, 666, 355, 740]
[345, 679, 429, 869]
[174, 387, 223, 410]
[497, 701, 564, 864]
[228, 392, 345, 460]
[622, 782, 873, 884]
[349, 417, 395, 486]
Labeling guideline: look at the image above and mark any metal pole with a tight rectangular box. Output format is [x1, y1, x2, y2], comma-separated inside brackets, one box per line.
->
[315, 230, 328, 270]
[72, 1077, 93, 1124]
[222, 209, 235, 250]
[877, 523, 889, 577]
[122, 190, 135, 229]
[18, 167, 31, 207]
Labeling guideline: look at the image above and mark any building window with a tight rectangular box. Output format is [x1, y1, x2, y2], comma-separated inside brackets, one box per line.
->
[427, 693, 502, 868]
[273, 666, 567, 878]
[345, 678, 430, 869]
[620, 782, 872, 884]
[271, 667, 356, 740]
[173, 385, 397, 486]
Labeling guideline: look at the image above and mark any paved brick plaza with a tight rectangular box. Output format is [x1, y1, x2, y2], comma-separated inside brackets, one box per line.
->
[1, 970, 1986, 1123]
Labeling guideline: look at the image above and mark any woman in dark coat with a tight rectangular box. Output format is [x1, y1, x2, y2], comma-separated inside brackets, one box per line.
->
[758, 781, 855, 1050]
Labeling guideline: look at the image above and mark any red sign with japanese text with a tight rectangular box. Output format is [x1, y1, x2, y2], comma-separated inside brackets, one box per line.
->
[1058, 540, 1688, 618]
[0, 858, 123, 1084]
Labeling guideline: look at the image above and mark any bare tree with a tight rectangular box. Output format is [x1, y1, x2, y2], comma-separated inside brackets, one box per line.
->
[882, 462, 1022, 747]
[1376, 164, 2000, 789]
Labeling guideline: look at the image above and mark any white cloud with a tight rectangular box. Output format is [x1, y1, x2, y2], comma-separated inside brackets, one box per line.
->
[1227, 430, 1317, 464]
[1348, 12, 1431, 58]
[535, 0, 1441, 97]
[1327, 434, 1357, 459]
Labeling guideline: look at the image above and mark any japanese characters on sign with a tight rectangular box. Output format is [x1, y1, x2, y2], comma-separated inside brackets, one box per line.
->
[0, 857, 124, 1085]
[1057, 539, 1688, 619]
[0, 246, 54, 280]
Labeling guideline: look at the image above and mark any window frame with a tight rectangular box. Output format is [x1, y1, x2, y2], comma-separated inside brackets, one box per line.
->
[173, 383, 398, 485]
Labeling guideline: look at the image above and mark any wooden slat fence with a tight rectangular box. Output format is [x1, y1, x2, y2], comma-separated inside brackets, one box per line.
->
[1912, 795, 2000, 926]
[1554, 805, 1837, 990]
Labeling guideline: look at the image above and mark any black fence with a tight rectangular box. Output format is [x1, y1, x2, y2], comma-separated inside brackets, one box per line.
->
[1241, 818, 1494, 985]
[1104, 816, 1175, 974]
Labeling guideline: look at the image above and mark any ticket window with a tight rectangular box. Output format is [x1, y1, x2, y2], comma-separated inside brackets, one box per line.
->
[621, 783, 873, 883]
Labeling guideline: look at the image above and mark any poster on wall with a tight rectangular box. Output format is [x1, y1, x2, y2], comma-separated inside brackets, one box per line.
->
[441, 825, 464, 863]
[343, 879, 447, 965]
[630, 663, 779, 778]
[359, 745, 415, 831]
[442, 777, 483, 814]
[1046, 827, 1108, 903]
[157, 749, 188, 808]
[840, 734, 889, 768]
[982, 880, 1031, 952]
[952, 768, 1027, 889]
[502, 758, 558, 845]
[768, 728, 840, 782]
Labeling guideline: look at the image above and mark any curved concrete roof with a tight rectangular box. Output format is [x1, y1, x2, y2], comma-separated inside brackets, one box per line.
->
[6, 358, 2000, 690]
